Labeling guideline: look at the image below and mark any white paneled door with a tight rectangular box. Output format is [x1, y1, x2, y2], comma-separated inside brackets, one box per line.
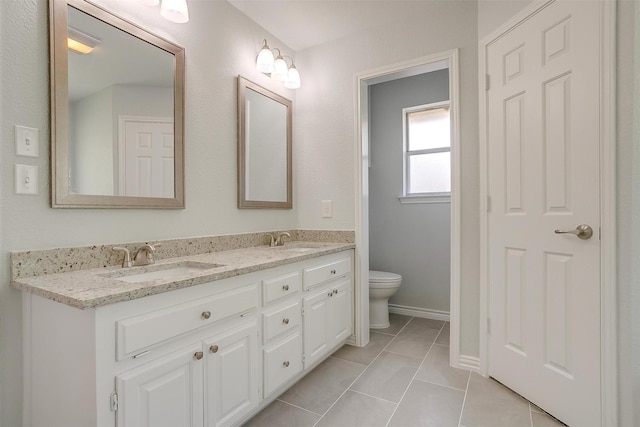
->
[486, 1, 602, 425]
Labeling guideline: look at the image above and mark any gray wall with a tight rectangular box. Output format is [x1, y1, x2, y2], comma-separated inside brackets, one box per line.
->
[369, 70, 451, 313]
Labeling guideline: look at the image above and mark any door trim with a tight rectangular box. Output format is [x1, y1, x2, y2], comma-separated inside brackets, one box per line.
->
[477, 1, 617, 425]
[353, 50, 462, 365]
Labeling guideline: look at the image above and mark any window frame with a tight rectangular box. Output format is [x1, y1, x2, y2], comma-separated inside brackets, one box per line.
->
[401, 100, 452, 203]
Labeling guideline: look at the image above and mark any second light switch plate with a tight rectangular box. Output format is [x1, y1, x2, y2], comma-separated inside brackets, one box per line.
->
[15, 125, 39, 157]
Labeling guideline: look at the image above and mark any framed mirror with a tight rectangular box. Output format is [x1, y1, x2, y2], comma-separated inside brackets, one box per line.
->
[50, 0, 185, 208]
[237, 76, 292, 209]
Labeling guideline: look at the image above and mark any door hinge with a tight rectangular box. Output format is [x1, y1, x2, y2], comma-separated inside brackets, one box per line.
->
[110, 392, 118, 412]
[485, 74, 490, 91]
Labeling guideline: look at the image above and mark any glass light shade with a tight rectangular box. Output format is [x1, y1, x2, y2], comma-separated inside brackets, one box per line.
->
[271, 56, 288, 81]
[284, 65, 301, 89]
[256, 42, 275, 74]
[140, 0, 160, 5]
[160, 0, 189, 23]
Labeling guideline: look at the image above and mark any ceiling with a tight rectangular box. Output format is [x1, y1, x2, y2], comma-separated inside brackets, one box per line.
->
[225, 0, 447, 52]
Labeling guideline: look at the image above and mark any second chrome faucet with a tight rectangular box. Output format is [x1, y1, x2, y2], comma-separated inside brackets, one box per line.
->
[113, 243, 160, 267]
[267, 231, 291, 247]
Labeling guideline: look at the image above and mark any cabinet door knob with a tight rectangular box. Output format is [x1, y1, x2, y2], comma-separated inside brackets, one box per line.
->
[194, 351, 204, 360]
[330, 269, 336, 275]
[282, 284, 290, 291]
[328, 292, 333, 297]
[282, 318, 290, 325]
[283, 361, 290, 368]
[201, 311, 211, 320]
[210, 345, 219, 353]
[333, 289, 338, 295]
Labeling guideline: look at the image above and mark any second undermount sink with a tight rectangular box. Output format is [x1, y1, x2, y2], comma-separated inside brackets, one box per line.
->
[101, 261, 224, 283]
[270, 242, 328, 253]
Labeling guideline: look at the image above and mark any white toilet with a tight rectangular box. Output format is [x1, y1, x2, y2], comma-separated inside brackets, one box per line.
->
[369, 270, 402, 329]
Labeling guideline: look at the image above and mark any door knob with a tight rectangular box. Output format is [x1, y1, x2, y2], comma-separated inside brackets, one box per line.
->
[554, 224, 593, 240]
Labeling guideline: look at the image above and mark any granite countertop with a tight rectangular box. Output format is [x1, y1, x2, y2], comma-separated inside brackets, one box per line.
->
[11, 241, 355, 310]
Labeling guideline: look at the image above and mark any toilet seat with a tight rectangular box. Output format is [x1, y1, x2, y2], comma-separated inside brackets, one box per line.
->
[369, 270, 402, 288]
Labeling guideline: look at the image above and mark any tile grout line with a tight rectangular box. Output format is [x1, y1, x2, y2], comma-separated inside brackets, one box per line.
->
[529, 402, 534, 427]
[457, 367, 472, 427]
[412, 376, 469, 393]
[349, 388, 401, 405]
[383, 321, 446, 427]
[275, 398, 324, 417]
[311, 317, 415, 427]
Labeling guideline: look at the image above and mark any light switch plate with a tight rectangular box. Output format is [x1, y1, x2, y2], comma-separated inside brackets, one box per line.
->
[15, 164, 39, 195]
[321, 200, 333, 218]
[15, 125, 39, 157]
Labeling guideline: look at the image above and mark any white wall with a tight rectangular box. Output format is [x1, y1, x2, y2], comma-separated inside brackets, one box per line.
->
[369, 70, 451, 313]
[294, 0, 479, 355]
[0, 1, 298, 425]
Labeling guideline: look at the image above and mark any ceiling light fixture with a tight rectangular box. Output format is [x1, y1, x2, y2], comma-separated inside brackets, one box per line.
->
[255, 39, 301, 89]
[67, 27, 101, 54]
[141, 0, 189, 24]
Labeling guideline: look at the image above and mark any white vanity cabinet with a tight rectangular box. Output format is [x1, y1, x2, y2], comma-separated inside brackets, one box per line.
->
[21, 249, 353, 427]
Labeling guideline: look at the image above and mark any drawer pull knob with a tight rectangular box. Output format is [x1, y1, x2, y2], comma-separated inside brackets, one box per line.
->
[202, 311, 212, 320]
[328, 292, 333, 297]
[333, 289, 338, 295]
[331, 269, 336, 275]
[194, 351, 204, 360]
[282, 318, 290, 325]
[283, 361, 290, 368]
[282, 284, 290, 291]
[210, 345, 219, 353]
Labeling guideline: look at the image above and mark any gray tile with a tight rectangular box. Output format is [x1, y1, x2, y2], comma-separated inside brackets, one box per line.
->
[532, 411, 567, 427]
[386, 325, 439, 358]
[350, 351, 422, 403]
[415, 344, 470, 390]
[406, 317, 446, 331]
[332, 332, 393, 365]
[371, 313, 412, 335]
[436, 322, 450, 345]
[388, 380, 465, 427]
[315, 390, 396, 427]
[279, 356, 365, 414]
[460, 374, 531, 427]
[242, 400, 319, 427]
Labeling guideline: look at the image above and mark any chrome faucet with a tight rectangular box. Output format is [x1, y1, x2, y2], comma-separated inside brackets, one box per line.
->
[112, 247, 133, 267]
[275, 232, 291, 246]
[266, 233, 276, 247]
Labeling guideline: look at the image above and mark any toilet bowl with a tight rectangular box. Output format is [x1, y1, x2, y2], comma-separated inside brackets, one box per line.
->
[369, 270, 402, 329]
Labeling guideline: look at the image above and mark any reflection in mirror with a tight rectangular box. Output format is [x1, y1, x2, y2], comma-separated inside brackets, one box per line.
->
[237, 76, 292, 209]
[50, 0, 185, 208]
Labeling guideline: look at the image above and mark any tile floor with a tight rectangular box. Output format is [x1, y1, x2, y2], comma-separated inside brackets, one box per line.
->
[244, 314, 566, 427]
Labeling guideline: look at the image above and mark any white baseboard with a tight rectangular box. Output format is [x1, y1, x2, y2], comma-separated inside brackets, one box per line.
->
[457, 354, 480, 372]
[388, 304, 450, 322]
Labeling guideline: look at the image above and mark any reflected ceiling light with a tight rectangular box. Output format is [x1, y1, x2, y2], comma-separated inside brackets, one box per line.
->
[141, 0, 190, 24]
[255, 39, 301, 89]
[67, 27, 101, 54]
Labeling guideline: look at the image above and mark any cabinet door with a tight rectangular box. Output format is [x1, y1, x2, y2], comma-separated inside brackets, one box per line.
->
[205, 320, 259, 427]
[302, 289, 330, 368]
[329, 278, 352, 344]
[116, 343, 204, 427]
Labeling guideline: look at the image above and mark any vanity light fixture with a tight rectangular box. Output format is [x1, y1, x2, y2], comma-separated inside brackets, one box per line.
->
[67, 27, 101, 54]
[140, 0, 190, 24]
[255, 39, 301, 89]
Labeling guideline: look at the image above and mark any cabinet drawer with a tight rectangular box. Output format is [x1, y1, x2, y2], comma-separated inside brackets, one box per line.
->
[116, 284, 257, 360]
[262, 300, 301, 344]
[303, 256, 351, 290]
[263, 332, 302, 397]
[263, 271, 300, 304]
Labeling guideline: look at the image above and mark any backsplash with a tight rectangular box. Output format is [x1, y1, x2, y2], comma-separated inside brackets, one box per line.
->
[10, 230, 354, 279]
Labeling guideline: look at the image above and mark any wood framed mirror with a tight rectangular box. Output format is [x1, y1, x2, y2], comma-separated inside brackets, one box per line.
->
[237, 76, 292, 209]
[50, 0, 185, 208]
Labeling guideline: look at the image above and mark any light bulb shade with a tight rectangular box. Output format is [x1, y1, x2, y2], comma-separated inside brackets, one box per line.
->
[284, 66, 301, 89]
[140, 0, 160, 5]
[271, 56, 288, 81]
[160, 0, 189, 23]
[256, 42, 275, 74]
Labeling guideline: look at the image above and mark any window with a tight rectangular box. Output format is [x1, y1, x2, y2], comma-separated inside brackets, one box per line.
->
[402, 101, 451, 202]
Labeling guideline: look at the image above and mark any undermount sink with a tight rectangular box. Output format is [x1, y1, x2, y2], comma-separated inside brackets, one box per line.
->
[101, 261, 224, 283]
[269, 243, 328, 253]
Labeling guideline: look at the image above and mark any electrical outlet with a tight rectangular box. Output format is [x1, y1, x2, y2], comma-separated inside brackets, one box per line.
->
[321, 200, 333, 218]
[15, 164, 38, 195]
[15, 125, 39, 157]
